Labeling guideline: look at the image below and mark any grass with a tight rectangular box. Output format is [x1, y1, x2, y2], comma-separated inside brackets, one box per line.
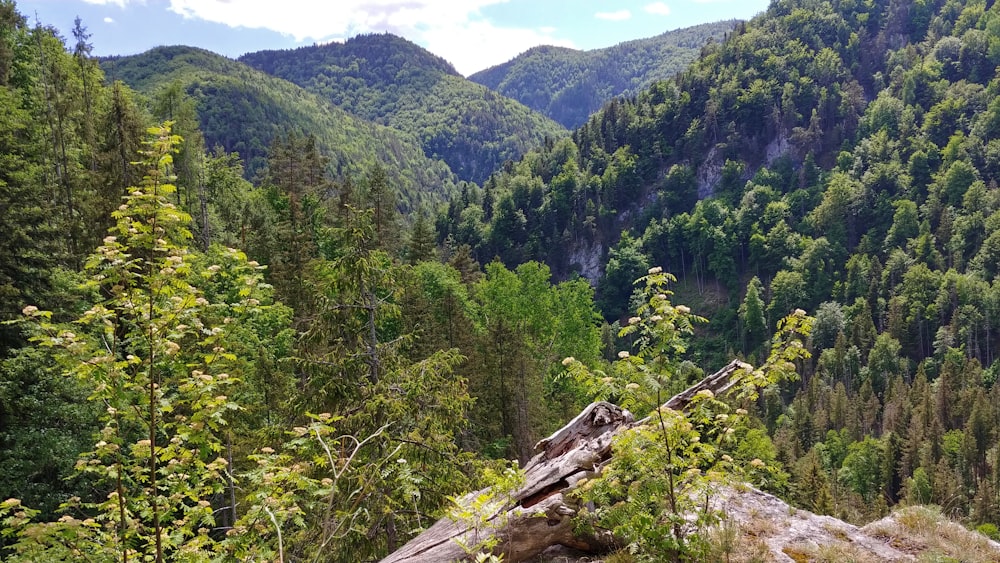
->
[862, 505, 1000, 563]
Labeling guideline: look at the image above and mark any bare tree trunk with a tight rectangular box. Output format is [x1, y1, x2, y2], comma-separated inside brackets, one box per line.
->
[198, 157, 210, 251]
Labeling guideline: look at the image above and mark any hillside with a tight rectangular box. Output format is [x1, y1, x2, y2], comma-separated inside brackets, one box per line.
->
[470, 21, 736, 129]
[102, 45, 458, 213]
[238, 33, 568, 184]
[437, 0, 1000, 537]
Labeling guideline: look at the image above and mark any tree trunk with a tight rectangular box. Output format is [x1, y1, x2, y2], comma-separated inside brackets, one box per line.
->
[380, 359, 750, 563]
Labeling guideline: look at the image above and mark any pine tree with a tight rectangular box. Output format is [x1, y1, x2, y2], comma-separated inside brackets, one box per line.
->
[447, 241, 483, 284]
[261, 131, 330, 325]
[152, 81, 206, 241]
[94, 80, 145, 238]
[0, 11, 64, 354]
[362, 163, 400, 252]
[797, 451, 833, 515]
[740, 275, 767, 356]
[405, 211, 436, 264]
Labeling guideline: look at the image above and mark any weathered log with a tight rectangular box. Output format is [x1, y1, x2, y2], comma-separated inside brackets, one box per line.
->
[380, 359, 750, 563]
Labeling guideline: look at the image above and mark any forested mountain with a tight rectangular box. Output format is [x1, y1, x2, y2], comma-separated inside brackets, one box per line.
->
[102, 45, 458, 212]
[239, 33, 568, 184]
[438, 0, 1000, 534]
[469, 20, 737, 129]
[6, 0, 1000, 562]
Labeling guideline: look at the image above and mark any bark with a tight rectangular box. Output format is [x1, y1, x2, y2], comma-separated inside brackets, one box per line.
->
[380, 359, 750, 563]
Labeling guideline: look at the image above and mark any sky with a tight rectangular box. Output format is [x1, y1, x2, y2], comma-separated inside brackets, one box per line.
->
[16, 0, 771, 76]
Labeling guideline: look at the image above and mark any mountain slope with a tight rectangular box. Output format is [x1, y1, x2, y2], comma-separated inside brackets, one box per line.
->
[469, 21, 736, 129]
[238, 34, 568, 184]
[101, 46, 458, 212]
[437, 0, 1000, 528]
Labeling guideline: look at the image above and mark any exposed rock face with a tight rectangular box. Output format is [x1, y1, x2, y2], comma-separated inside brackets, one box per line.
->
[525, 488, 1000, 563]
[765, 133, 791, 165]
[567, 241, 603, 284]
[712, 485, 914, 562]
[696, 145, 723, 199]
[709, 488, 1000, 563]
[861, 506, 1000, 562]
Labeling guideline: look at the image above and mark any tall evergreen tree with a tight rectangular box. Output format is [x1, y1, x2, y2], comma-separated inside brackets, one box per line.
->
[740, 276, 768, 356]
[261, 131, 330, 325]
[405, 211, 436, 264]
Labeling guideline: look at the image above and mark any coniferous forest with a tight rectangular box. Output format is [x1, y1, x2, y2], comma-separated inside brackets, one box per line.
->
[4, 0, 1000, 561]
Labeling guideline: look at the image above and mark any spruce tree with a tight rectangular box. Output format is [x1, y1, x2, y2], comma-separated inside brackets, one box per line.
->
[405, 211, 436, 264]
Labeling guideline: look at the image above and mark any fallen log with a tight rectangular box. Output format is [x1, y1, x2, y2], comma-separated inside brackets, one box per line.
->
[380, 359, 751, 563]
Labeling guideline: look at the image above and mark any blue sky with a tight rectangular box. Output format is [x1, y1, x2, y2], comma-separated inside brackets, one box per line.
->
[17, 0, 770, 75]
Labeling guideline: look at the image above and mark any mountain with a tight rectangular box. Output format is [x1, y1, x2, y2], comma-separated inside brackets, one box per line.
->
[238, 33, 568, 184]
[437, 0, 1000, 530]
[469, 21, 737, 129]
[101, 45, 458, 213]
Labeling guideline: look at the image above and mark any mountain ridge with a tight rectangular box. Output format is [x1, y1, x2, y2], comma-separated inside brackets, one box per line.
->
[469, 20, 737, 129]
[101, 45, 459, 213]
[239, 34, 568, 184]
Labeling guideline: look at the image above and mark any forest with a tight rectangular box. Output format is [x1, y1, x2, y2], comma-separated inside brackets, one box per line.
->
[3, 0, 1000, 561]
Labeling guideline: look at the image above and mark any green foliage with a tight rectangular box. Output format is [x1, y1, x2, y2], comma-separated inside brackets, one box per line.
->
[617, 268, 709, 400]
[736, 310, 812, 403]
[564, 267, 706, 413]
[567, 274, 810, 562]
[976, 523, 999, 541]
[577, 417, 726, 561]
[264, 180, 484, 558]
[0, 5, 174, 525]
[0, 112, 473, 561]
[472, 260, 602, 461]
[257, 131, 329, 324]
[0, 342, 98, 517]
[11, 0, 1000, 555]
[598, 235, 651, 321]
[5, 123, 286, 561]
[0, 9, 145, 353]
[448, 460, 525, 559]
[839, 436, 887, 503]
[236, 348, 475, 562]
[739, 276, 768, 356]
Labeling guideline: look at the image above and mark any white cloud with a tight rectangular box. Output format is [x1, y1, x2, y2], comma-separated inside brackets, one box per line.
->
[644, 2, 671, 16]
[103, 16, 115, 23]
[595, 10, 631, 21]
[79, 0, 571, 75]
[423, 20, 573, 75]
[83, 0, 134, 7]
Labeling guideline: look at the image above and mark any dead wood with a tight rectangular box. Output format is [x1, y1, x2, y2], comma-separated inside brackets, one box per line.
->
[380, 359, 750, 563]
